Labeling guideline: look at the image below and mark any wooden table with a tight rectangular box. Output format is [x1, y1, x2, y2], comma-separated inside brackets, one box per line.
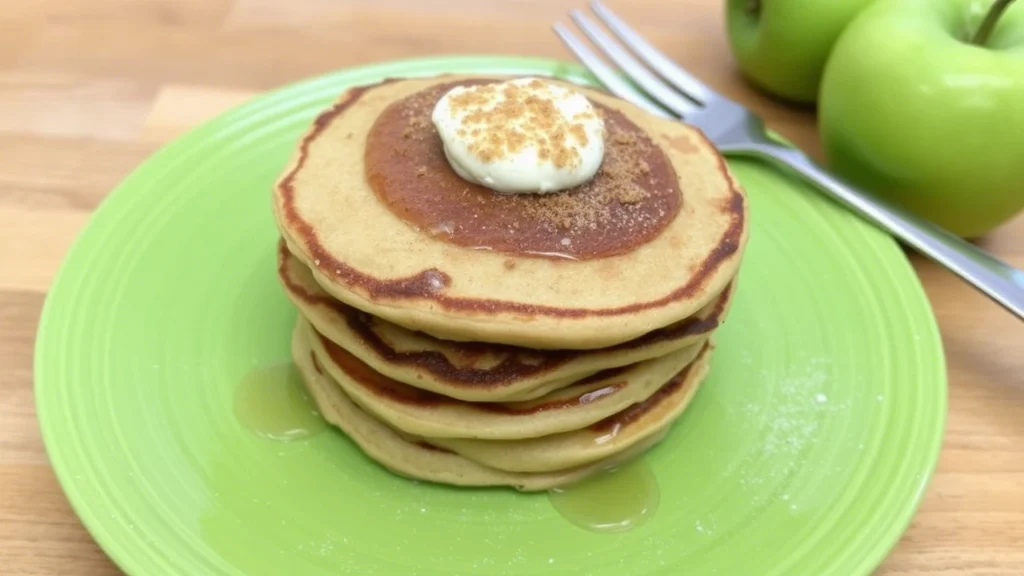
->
[2, 1, 1022, 574]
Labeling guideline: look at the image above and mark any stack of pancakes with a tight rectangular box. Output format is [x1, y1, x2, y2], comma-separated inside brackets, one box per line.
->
[272, 75, 748, 491]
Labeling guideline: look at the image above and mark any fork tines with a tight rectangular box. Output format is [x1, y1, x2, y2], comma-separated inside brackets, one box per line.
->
[553, 0, 721, 120]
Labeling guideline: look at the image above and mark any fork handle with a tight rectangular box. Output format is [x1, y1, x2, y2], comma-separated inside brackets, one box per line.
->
[751, 143, 1024, 321]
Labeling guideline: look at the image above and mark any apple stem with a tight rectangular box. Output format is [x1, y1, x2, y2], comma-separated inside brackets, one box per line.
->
[972, 0, 1016, 46]
[745, 0, 760, 18]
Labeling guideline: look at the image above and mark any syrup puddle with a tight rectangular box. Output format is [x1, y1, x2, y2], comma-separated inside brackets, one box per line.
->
[236, 364, 658, 531]
[548, 459, 660, 533]
[234, 363, 326, 442]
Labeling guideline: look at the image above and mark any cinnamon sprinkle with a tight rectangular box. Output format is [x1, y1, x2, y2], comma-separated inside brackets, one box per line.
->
[517, 120, 654, 231]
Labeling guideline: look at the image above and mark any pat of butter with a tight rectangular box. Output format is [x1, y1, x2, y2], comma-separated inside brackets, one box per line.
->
[431, 78, 605, 194]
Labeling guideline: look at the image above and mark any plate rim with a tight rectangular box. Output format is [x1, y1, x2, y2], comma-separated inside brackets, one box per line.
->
[34, 54, 947, 576]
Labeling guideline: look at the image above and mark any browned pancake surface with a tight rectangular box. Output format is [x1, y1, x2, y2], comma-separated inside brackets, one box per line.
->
[364, 79, 681, 260]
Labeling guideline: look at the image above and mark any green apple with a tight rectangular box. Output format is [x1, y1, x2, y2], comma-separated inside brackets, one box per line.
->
[820, 0, 1024, 238]
[726, 0, 875, 103]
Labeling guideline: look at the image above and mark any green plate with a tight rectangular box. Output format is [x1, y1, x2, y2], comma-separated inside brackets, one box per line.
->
[35, 56, 945, 575]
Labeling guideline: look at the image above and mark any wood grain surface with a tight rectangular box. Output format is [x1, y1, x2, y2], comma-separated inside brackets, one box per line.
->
[2, 1, 1022, 574]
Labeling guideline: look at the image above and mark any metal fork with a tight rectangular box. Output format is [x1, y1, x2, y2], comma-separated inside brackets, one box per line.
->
[555, 0, 1024, 321]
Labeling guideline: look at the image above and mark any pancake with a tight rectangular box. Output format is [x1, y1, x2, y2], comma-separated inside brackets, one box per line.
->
[279, 240, 733, 401]
[301, 316, 705, 439]
[292, 322, 668, 491]
[427, 343, 711, 473]
[273, 74, 748, 350]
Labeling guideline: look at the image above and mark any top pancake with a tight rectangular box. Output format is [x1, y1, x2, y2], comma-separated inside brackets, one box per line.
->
[273, 74, 748, 349]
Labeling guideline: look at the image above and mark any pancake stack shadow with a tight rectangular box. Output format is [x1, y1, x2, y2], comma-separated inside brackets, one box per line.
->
[279, 241, 735, 491]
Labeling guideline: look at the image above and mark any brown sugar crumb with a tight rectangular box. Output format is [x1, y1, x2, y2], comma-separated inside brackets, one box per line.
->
[517, 112, 657, 231]
[616, 183, 647, 204]
[600, 154, 652, 205]
[503, 259, 516, 270]
[416, 166, 427, 177]
[401, 116, 431, 141]
[568, 123, 589, 147]
[445, 79, 598, 169]
[552, 147, 574, 170]
[613, 132, 636, 146]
